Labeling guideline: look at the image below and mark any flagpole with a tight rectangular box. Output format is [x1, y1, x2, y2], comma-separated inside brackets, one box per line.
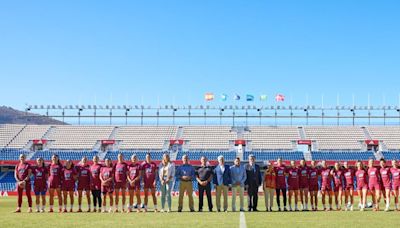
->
[321, 94, 324, 109]
[368, 93, 370, 110]
[336, 93, 340, 106]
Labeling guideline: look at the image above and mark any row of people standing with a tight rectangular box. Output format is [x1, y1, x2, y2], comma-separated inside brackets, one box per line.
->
[14, 153, 262, 213]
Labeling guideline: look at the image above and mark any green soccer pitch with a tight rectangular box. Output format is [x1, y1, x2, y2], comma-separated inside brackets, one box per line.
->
[1, 196, 400, 227]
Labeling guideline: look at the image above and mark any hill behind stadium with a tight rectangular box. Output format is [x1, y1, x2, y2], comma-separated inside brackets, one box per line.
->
[0, 106, 65, 125]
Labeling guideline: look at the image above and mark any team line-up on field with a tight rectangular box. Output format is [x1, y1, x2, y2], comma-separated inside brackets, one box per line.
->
[13, 152, 400, 213]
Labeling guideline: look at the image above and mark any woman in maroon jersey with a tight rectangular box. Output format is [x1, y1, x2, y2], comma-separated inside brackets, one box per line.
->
[287, 160, 300, 211]
[331, 162, 344, 211]
[320, 160, 333, 211]
[298, 159, 309, 211]
[308, 160, 319, 211]
[343, 161, 355, 211]
[114, 153, 129, 212]
[90, 155, 102, 212]
[390, 160, 400, 210]
[274, 158, 288, 211]
[77, 156, 91, 212]
[14, 154, 32, 213]
[355, 160, 368, 211]
[142, 153, 159, 212]
[101, 158, 114, 213]
[379, 158, 391, 211]
[33, 157, 48, 212]
[127, 154, 142, 213]
[48, 154, 63, 213]
[367, 159, 381, 211]
[61, 160, 77, 212]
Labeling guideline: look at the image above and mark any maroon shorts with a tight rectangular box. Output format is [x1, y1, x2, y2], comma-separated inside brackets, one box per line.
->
[102, 185, 114, 194]
[357, 184, 368, 191]
[144, 181, 155, 189]
[321, 185, 331, 192]
[62, 185, 75, 192]
[299, 183, 309, 189]
[333, 185, 343, 192]
[308, 184, 319, 192]
[369, 183, 380, 191]
[288, 185, 299, 191]
[392, 185, 400, 191]
[382, 185, 391, 190]
[34, 185, 47, 193]
[49, 182, 61, 189]
[128, 181, 141, 191]
[77, 184, 90, 191]
[114, 182, 127, 190]
[345, 185, 354, 191]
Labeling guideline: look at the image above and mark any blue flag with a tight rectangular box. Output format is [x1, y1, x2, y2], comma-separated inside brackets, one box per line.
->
[221, 94, 228, 101]
[246, 94, 254, 101]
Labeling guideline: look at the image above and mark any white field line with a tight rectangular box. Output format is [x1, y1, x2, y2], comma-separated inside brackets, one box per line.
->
[239, 211, 247, 228]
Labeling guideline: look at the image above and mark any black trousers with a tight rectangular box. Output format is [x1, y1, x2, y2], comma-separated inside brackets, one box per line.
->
[247, 183, 259, 210]
[92, 190, 102, 207]
[198, 183, 213, 211]
[276, 188, 287, 208]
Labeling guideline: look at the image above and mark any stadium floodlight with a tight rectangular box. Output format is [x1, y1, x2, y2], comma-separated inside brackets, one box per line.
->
[188, 105, 192, 109]
[122, 105, 126, 109]
[200, 105, 204, 109]
[81, 105, 85, 109]
[98, 105, 103, 109]
[229, 105, 233, 109]
[206, 105, 209, 109]
[135, 105, 139, 109]
[57, 105, 61, 109]
[388, 106, 392, 110]
[235, 106, 239, 109]
[141, 105, 144, 109]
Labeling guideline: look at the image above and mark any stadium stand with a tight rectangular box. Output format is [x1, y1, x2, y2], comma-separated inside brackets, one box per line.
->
[176, 150, 236, 161]
[0, 124, 25, 148]
[303, 126, 365, 150]
[181, 126, 236, 150]
[310, 151, 375, 161]
[243, 151, 304, 161]
[381, 151, 400, 160]
[0, 171, 16, 192]
[115, 126, 177, 150]
[46, 125, 115, 150]
[243, 126, 300, 150]
[104, 150, 165, 160]
[367, 126, 400, 150]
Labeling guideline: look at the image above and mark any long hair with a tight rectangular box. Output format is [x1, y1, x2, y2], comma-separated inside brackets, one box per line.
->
[37, 157, 45, 168]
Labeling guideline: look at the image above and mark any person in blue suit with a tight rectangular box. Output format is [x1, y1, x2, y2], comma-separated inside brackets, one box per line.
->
[213, 155, 231, 212]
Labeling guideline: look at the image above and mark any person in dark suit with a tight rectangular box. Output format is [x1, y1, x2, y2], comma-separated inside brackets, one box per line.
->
[245, 154, 262, 212]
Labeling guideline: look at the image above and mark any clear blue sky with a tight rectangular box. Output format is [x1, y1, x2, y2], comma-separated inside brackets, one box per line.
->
[1, 0, 400, 111]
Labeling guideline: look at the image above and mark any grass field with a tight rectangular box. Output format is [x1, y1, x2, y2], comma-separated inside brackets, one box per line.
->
[1, 196, 400, 227]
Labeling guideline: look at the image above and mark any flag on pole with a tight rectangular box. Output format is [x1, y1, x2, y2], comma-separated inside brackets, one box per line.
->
[275, 94, 285, 102]
[221, 94, 228, 101]
[234, 94, 241, 101]
[204, 93, 214, 101]
[246, 94, 254, 101]
[260, 94, 267, 101]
